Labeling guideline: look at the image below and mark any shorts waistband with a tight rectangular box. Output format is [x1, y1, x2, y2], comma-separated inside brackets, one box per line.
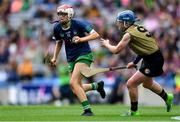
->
[142, 50, 162, 60]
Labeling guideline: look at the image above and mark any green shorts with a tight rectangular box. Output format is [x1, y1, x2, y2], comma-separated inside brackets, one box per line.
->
[68, 53, 93, 72]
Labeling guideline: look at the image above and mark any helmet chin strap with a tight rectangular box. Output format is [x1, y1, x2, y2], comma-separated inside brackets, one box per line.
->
[121, 21, 128, 31]
[117, 21, 132, 32]
[123, 21, 126, 27]
[124, 21, 130, 28]
[123, 21, 132, 30]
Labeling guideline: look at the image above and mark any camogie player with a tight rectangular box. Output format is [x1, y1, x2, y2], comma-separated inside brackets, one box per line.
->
[50, 4, 105, 116]
[101, 10, 174, 116]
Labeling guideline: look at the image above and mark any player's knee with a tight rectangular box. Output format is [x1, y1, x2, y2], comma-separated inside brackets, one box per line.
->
[126, 83, 131, 89]
[70, 80, 79, 92]
[69, 80, 76, 91]
[126, 79, 134, 89]
[126, 79, 137, 89]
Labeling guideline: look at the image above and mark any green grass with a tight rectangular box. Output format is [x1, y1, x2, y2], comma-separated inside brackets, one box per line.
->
[0, 104, 179, 121]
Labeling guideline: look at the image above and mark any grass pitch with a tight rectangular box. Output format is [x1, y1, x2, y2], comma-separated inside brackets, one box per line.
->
[0, 104, 179, 121]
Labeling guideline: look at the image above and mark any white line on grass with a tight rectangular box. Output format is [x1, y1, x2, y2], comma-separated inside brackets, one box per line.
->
[171, 116, 180, 120]
[0, 120, 175, 122]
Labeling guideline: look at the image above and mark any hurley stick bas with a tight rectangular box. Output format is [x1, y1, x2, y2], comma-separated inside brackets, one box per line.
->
[43, 52, 52, 65]
[81, 66, 130, 78]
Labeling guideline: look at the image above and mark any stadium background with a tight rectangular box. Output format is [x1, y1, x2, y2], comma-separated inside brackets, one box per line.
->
[0, 0, 179, 106]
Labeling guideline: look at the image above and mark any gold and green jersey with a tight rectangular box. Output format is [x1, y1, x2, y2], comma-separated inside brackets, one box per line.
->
[126, 25, 159, 55]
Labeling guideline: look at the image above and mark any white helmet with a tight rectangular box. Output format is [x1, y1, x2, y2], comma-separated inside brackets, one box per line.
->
[57, 4, 74, 19]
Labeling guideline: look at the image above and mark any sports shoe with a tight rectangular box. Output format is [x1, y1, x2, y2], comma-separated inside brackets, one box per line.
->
[166, 93, 174, 112]
[81, 111, 94, 116]
[121, 110, 140, 116]
[97, 81, 106, 99]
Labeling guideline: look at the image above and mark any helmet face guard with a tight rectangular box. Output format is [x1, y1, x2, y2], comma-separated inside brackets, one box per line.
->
[57, 12, 68, 16]
[57, 4, 74, 20]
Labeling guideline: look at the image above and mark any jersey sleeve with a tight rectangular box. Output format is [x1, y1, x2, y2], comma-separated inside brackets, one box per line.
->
[53, 23, 61, 41]
[78, 20, 93, 33]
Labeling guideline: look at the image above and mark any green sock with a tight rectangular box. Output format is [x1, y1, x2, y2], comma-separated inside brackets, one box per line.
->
[82, 100, 91, 110]
[91, 83, 98, 90]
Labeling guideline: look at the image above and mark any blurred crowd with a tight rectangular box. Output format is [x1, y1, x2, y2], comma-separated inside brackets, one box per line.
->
[0, 0, 180, 105]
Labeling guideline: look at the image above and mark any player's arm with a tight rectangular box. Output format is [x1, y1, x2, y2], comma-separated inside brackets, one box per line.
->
[79, 29, 100, 42]
[133, 55, 142, 64]
[52, 41, 62, 60]
[127, 55, 142, 68]
[73, 29, 100, 43]
[50, 23, 63, 66]
[101, 33, 131, 54]
[51, 40, 63, 66]
[72, 20, 100, 43]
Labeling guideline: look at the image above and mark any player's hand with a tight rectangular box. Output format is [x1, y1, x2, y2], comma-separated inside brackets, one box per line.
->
[72, 36, 81, 43]
[127, 62, 136, 69]
[100, 38, 110, 47]
[50, 58, 56, 67]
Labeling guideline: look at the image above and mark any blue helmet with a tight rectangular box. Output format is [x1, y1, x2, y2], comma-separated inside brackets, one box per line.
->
[116, 10, 137, 22]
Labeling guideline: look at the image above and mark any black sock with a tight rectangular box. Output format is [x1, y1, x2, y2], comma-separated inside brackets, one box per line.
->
[159, 89, 168, 101]
[131, 101, 138, 112]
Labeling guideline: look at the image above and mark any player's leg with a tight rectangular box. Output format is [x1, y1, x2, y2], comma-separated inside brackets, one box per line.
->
[70, 62, 94, 116]
[82, 81, 106, 99]
[76, 53, 106, 99]
[142, 78, 174, 112]
[69, 60, 105, 101]
[124, 71, 144, 116]
[140, 50, 174, 112]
